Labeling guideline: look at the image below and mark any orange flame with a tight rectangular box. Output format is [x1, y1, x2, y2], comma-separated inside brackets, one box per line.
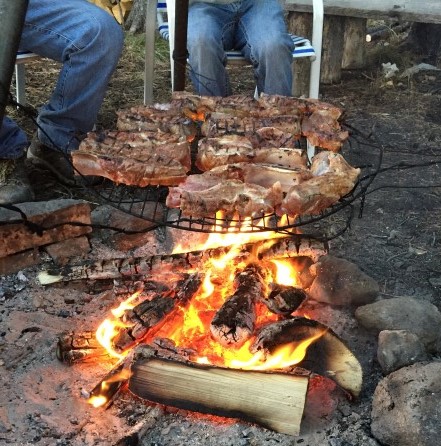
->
[87, 369, 132, 408]
[92, 217, 320, 385]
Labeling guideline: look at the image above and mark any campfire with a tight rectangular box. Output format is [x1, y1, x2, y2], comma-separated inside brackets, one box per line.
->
[46, 93, 369, 436]
[53, 229, 362, 436]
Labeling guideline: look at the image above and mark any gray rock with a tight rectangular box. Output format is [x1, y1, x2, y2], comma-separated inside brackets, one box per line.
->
[307, 255, 379, 306]
[355, 297, 441, 352]
[377, 330, 429, 375]
[371, 361, 441, 446]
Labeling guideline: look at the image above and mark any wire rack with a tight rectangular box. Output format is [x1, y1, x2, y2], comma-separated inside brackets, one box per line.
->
[81, 127, 383, 240]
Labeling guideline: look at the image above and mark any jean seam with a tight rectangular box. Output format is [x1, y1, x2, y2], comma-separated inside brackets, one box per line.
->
[23, 23, 83, 51]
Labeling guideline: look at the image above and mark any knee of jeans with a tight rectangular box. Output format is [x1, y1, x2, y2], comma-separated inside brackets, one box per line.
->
[81, 11, 124, 59]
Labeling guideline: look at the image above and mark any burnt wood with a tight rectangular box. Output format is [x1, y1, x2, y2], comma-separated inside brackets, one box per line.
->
[57, 331, 108, 365]
[38, 236, 327, 284]
[263, 284, 308, 315]
[112, 273, 203, 353]
[210, 264, 267, 347]
[86, 358, 130, 409]
[251, 317, 363, 397]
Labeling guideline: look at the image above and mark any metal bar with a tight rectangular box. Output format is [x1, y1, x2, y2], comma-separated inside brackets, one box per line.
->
[144, 0, 158, 105]
[0, 0, 29, 122]
[172, 0, 189, 91]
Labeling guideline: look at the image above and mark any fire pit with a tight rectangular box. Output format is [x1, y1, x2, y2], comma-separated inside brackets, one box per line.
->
[36, 93, 380, 437]
[49, 228, 364, 436]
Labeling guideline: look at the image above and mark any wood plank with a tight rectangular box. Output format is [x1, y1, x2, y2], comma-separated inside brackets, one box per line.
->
[342, 17, 367, 69]
[282, 0, 441, 24]
[129, 355, 309, 436]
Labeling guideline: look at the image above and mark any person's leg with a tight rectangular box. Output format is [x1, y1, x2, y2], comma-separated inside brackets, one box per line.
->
[236, 0, 293, 96]
[187, 2, 237, 96]
[0, 117, 28, 159]
[21, 0, 124, 153]
[0, 118, 33, 204]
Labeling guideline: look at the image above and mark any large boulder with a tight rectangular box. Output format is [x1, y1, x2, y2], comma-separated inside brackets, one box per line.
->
[355, 297, 441, 353]
[308, 255, 379, 306]
[371, 361, 441, 446]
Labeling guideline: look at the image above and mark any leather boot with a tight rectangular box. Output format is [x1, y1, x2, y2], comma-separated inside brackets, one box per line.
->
[0, 156, 34, 205]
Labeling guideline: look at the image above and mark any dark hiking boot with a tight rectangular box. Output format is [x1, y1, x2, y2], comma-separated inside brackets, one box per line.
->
[27, 138, 77, 186]
[27, 138, 102, 186]
[0, 157, 34, 205]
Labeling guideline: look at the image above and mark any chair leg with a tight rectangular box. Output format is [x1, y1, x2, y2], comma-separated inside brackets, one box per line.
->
[144, 0, 158, 105]
[166, 0, 176, 91]
[15, 64, 27, 106]
[309, 0, 324, 99]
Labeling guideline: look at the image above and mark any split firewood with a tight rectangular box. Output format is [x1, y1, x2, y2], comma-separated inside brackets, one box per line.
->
[262, 284, 308, 316]
[210, 264, 268, 347]
[38, 236, 327, 284]
[251, 317, 363, 398]
[57, 331, 108, 365]
[112, 273, 203, 353]
[128, 344, 309, 436]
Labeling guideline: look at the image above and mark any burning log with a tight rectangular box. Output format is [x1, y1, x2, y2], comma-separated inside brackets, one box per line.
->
[38, 236, 327, 284]
[57, 331, 108, 364]
[257, 236, 328, 263]
[112, 273, 203, 353]
[262, 284, 308, 316]
[251, 317, 363, 398]
[85, 357, 132, 409]
[128, 345, 309, 436]
[210, 264, 267, 347]
[57, 275, 201, 364]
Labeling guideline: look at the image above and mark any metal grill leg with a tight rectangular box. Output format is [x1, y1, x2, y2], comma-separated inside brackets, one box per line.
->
[15, 63, 26, 106]
[144, 0, 158, 105]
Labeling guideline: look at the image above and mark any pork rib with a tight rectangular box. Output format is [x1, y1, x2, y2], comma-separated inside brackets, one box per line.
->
[279, 173, 357, 217]
[310, 150, 360, 183]
[167, 178, 283, 218]
[79, 130, 192, 172]
[196, 134, 307, 171]
[72, 152, 188, 187]
[208, 163, 312, 194]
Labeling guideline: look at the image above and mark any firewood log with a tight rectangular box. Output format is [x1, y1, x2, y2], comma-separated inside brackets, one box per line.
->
[38, 236, 327, 284]
[112, 273, 203, 353]
[210, 264, 267, 347]
[262, 284, 308, 316]
[57, 331, 108, 364]
[128, 345, 308, 436]
[251, 317, 362, 397]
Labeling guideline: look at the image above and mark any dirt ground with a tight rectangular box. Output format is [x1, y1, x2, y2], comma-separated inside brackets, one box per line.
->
[1, 30, 441, 446]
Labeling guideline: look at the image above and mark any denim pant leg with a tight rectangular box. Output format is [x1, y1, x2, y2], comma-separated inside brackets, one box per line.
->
[187, 3, 237, 96]
[20, 0, 124, 152]
[237, 0, 294, 96]
[0, 117, 29, 159]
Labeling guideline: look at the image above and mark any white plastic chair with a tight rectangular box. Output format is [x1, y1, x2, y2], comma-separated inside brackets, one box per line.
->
[144, 0, 323, 103]
[14, 50, 40, 106]
[144, 0, 323, 160]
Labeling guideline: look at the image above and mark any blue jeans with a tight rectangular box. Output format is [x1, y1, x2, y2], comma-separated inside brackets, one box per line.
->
[187, 0, 294, 97]
[0, 0, 124, 158]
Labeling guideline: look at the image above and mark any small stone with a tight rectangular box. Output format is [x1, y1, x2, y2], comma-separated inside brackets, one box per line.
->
[377, 330, 429, 375]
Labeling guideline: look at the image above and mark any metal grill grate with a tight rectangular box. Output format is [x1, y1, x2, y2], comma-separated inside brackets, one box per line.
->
[82, 129, 382, 240]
